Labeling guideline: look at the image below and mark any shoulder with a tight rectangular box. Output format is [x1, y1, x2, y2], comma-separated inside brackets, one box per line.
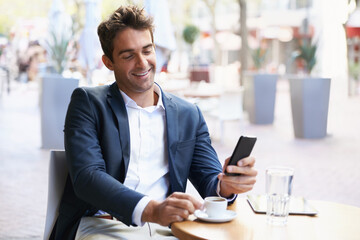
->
[163, 91, 198, 111]
[74, 84, 111, 97]
[66, 84, 117, 126]
[71, 83, 113, 102]
[162, 91, 205, 123]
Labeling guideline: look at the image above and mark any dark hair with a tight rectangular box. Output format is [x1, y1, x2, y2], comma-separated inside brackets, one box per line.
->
[97, 5, 154, 62]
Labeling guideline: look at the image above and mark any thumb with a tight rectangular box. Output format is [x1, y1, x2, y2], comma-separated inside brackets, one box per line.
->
[222, 157, 231, 172]
[218, 172, 225, 181]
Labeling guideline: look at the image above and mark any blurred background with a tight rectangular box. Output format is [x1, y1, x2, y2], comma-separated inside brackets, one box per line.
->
[0, 0, 359, 239]
[0, 0, 358, 89]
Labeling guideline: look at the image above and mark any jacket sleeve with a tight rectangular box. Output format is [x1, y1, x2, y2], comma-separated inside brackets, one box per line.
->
[64, 87, 144, 226]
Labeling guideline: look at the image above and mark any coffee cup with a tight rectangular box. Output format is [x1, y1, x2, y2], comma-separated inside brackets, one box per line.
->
[204, 196, 227, 218]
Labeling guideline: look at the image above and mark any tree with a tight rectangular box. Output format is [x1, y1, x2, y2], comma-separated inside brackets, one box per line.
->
[238, 0, 248, 85]
[202, 0, 222, 65]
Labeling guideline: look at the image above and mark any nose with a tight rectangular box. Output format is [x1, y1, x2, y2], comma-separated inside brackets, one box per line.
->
[135, 54, 147, 68]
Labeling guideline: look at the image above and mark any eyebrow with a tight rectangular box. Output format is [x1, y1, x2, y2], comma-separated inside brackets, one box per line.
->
[118, 44, 154, 56]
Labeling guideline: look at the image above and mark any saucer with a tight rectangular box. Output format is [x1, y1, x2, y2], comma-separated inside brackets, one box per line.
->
[194, 209, 237, 223]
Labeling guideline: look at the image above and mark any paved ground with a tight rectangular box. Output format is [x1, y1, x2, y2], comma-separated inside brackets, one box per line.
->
[0, 79, 359, 239]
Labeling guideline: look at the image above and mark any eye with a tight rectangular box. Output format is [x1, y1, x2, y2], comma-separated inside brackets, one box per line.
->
[143, 47, 153, 55]
[123, 54, 133, 60]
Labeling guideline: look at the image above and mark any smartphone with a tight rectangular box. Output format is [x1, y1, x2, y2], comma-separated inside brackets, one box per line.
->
[225, 136, 257, 176]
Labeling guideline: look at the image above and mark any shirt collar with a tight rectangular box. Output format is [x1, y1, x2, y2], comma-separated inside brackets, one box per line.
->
[119, 84, 165, 110]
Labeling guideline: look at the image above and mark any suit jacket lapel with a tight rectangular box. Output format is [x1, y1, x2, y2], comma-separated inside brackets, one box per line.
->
[162, 92, 178, 156]
[106, 83, 182, 191]
[107, 82, 131, 182]
[162, 90, 184, 192]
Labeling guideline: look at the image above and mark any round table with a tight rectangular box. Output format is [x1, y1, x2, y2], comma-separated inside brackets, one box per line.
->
[171, 198, 360, 240]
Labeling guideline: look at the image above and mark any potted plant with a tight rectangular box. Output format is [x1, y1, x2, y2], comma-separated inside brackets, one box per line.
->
[348, 61, 360, 96]
[183, 25, 209, 83]
[288, 38, 331, 139]
[251, 47, 268, 71]
[243, 45, 278, 124]
[40, 27, 79, 149]
[183, 24, 200, 60]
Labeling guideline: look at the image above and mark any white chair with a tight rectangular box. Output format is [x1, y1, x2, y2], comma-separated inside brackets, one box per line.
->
[43, 150, 68, 240]
[206, 88, 244, 143]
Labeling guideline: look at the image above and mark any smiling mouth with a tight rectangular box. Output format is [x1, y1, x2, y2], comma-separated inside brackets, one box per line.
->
[132, 68, 151, 77]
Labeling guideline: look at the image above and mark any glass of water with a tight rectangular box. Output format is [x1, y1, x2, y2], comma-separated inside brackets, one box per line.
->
[266, 167, 294, 226]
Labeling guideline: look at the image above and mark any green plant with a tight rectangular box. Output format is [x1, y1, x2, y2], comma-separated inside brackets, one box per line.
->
[44, 28, 73, 74]
[292, 39, 317, 74]
[349, 61, 360, 81]
[251, 47, 267, 70]
[182, 25, 200, 45]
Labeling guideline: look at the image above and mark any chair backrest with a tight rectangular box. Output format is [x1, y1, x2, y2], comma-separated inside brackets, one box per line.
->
[43, 150, 68, 240]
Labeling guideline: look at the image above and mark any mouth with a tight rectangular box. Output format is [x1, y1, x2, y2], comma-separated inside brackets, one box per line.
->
[132, 68, 152, 77]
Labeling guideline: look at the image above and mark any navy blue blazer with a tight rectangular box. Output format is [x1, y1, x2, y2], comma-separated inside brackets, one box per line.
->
[50, 82, 223, 240]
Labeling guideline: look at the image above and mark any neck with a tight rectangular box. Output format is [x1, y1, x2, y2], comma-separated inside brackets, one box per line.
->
[134, 92, 154, 108]
[126, 88, 158, 108]
[153, 91, 159, 106]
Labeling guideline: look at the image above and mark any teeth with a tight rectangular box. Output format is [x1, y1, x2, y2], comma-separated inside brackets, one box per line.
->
[134, 70, 149, 76]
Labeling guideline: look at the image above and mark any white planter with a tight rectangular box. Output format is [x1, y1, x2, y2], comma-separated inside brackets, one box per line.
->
[40, 74, 79, 149]
[243, 72, 278, 124]
[289, 76, 331, 139]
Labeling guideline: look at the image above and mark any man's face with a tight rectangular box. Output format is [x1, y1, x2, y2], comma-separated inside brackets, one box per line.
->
[104, 28, 156, 98]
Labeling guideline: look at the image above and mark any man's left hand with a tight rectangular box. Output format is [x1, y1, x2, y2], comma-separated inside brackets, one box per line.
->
[217, 156, 257, 198]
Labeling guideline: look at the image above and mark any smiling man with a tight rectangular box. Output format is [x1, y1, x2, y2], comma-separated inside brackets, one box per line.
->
[50, 5, 257, 240]
[102, 28, 156, 107]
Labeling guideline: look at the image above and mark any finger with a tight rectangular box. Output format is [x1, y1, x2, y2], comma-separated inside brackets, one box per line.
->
[222, 182, 255, 194]
[218, 172, 224, 181]
[226, 165, 258, 176]
[221, 178, 257, 192]
[222, 157, 231, 172]
[172, 215, 184, 222]
[164, 204, 193, 221]
[221, 174, 257, 183]
[157, 203, 189, 226]
[172, 207, 190, 219]
[238, 156, 256, 167]
[170, 192, 203, 209]
[166, 196, 198, 214]
[164, 213, 184, 225]
[241, 167, 258, 176]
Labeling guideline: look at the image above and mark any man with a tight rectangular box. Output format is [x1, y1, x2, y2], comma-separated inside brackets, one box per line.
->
[50, 5, 257, 240]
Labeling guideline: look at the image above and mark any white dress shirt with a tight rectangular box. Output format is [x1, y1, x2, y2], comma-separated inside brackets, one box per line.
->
[120, 85, 169, 226]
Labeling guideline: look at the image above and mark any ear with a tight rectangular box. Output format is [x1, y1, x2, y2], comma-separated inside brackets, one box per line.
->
[102, 55, 114, 70]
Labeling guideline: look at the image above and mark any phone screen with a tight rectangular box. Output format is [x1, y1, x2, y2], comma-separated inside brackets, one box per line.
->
[225, 136, 257, 176]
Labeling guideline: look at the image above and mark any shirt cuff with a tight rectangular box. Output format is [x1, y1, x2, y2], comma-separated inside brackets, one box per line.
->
[132, 196, 151, 226]
[216, 180, 237, 203]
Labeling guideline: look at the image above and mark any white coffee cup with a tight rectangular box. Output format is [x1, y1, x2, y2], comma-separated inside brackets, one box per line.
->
[204, 196, 227, 218]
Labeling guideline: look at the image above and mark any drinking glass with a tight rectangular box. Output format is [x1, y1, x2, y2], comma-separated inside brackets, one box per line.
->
[266, 167, 294, 225]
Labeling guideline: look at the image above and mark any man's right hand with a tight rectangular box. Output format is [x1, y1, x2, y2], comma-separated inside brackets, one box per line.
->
[141, 192, 203, 226]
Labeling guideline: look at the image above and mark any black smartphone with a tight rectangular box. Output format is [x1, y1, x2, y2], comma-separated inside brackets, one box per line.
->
[225, 136, 257, 176]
